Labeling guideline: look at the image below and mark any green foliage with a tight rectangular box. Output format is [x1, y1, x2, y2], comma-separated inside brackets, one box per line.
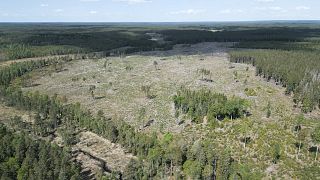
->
[0, 57, 70, 88]
[298, 165, 320, 179]
[0, 59, 155, 155]
[244, 88, 257, 96]
[202, 164, 213, 179]
[233, 164, 264, 180]
[5, 44, 85, 60]
[312, 125, 320, 144]
[233, 71, 238, 79]
[234, 40, 320, 52]
[59, 126, 79, 147]
[161, 27, 320, 44]
[163, 133, 173, 144]
[1, 32, 319, 179]
[312, 125, 320, 160]
[236, 118, 253, 148]
[173, 87, 248, 123]
[272, 143, 281, 164]
[6, 44, 34, 60]
[230, 49, 320, 112]
[0, 25, 173, 60]
[0, 124, 81, 180]
[183, 160, 202, 179]
[123, 159, 144, 180]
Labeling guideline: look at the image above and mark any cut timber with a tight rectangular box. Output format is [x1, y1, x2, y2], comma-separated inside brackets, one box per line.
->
[75, 131, 136, 173]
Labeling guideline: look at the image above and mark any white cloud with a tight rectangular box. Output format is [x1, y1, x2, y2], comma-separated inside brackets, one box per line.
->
[219, 9, 244, 14]
[235, 10, 244, 14]
[220, 9, 231, 14]
[270, 6, 287, 13]
[113, 0, 152, 4]
[255, 0, 275, 2]
[54, 9, 63, 13]
[80, 0, 100, 2]
[170, 9, 206, 15]
[296, 6, 310, 10]
[254, 7, 266, 10]
[40, 4, 48, 7]
[254, 6, 287, 13]
[89, 10, 98, 14]
[269, 6, 282, 11]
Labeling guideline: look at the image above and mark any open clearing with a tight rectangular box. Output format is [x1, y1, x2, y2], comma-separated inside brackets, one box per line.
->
[23, 42, 298, 133]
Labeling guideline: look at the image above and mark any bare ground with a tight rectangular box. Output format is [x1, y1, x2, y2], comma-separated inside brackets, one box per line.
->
[0, 103, 32, 123]
[75, 131, 135, 173]
[23, 42, 298, 133]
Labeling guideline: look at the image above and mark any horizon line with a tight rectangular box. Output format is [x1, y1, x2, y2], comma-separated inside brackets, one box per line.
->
[1, 20, 320, 24]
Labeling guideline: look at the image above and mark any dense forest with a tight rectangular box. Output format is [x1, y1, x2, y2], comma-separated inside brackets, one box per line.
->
[229, 50, 320, 112]
[161, 27, 320, 44]
[0, 124, 81, 180]
[0, 25, 172, 60]
[2, 24, 320, 61]
[173, 87, 248, 123]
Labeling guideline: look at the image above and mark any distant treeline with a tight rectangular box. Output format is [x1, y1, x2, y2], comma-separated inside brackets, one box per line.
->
[233, 41, 320, 51]
[3, 26, 320, 60]
[161, 28, 320, 44]
[0, 29, 172, 60]
[23, 31, 167, 52]
[5, 44, 86, 60]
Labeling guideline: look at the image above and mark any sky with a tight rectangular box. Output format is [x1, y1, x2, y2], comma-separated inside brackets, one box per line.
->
[0, 0, 319, 22]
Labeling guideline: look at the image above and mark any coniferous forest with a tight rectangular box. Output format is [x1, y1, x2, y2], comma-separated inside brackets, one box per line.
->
[173, 87, 248, 123]
[230, 49, 320, 113]
[0, 124, 81, 179]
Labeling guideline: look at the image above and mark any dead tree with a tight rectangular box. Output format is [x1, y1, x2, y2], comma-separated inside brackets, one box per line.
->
[153, 61, 158, 70]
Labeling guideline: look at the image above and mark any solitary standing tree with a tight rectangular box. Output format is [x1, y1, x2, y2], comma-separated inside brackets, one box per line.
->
[237, 119, 251, 150]
[295, 114, 304, 159]
[272, 143, 281, 164]
[89, 85, 96, 99]
[138, 107, 146, 129]
[103, 59, 108, 69]
[296, 129, 307, 159]
[141, 85, 151, 98]
[178, 56, 182, 64]
[311, 125, 320, 161]
[153, 61, 158, 70]
[91, 90, 95, 99]
[233, 71, 238, 80]
[266, 101, 271, 118]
